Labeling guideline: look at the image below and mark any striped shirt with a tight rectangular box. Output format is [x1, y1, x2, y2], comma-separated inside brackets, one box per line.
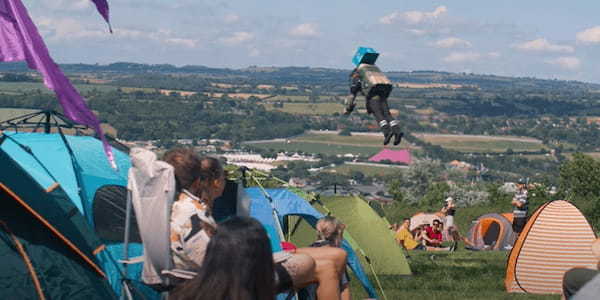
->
[512, 190, 528, 218]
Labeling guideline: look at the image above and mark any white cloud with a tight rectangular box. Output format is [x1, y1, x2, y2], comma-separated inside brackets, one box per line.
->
[443, 51, 481, 63]
[223, 14, 240, 24]
[576, 26, 600, 44]
[433, 37, 472, 48]
[515, 38, 574, 53]
[219, 31, 254, 45]
[380, 6, 447, 25]
[249, 48, 261, 57]
[36, 16, 199, 48]
[546, 56, 581, 70]
[289, 23, 320, 38]
[406, 29, 427, 36]
[39, 0, 92, 11]
[36, 16, 104, 41]
[488, 51, 501, 59]
[164, 38, 197, 48]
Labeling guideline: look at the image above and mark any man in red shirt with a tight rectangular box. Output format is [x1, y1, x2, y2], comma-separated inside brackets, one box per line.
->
[424, 220, 444, 247]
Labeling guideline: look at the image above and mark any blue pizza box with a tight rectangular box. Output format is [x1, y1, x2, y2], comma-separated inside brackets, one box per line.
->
[352, 47, 379, 66]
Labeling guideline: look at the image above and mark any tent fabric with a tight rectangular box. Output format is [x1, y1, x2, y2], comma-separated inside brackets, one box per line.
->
[1, 132, 155, 299]
[410, 212, 454, 242]
[127, 147, 176, 286]
[368, 149, 411, 165]
[505, 200, 598, 294]
[0, 132, 131, 222]
[317, 195, 412, 276]
[247, 187, 379, 298]
[410, 212, 445, 231]
[0, 147, 117, 299]
[466, 213, 514, 250]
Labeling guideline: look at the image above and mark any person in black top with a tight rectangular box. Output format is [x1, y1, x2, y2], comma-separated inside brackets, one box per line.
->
[346, 57, 403, 146]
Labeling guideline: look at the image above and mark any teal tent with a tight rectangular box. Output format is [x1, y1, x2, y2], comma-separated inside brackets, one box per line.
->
[0, 130, 156, 299]
[247, 187, 379, 299]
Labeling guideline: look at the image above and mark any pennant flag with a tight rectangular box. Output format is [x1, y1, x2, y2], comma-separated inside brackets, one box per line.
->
[0, 0, 117, 169]
[90, 0, 112, 33]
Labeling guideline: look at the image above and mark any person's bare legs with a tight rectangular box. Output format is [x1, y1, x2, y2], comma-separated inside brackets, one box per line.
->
[426, 246, 451, 251]
[341, 283, 352, 300]
[296, 246, 347, 277]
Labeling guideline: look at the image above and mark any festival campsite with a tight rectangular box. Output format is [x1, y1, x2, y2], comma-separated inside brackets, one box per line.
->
[2, 0, 600, 299]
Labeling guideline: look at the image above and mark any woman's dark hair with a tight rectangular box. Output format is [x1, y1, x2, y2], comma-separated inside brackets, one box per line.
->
[171, 217, 275, 300]
[163, 149, 224, 202]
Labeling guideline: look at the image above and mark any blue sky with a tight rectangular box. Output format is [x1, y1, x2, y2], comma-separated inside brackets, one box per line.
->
[25, 0, 600, 83]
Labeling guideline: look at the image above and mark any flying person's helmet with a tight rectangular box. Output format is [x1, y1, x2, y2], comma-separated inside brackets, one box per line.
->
[352, 47, 379, 66]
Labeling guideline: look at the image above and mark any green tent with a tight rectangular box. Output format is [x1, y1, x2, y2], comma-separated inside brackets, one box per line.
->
[288, 194, 411, 276]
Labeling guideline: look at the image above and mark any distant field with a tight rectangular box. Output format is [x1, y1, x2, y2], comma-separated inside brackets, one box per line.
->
[267, 95, 310, 102]
[120, 87, 157, 93]
[415, 133, 546, 153]
[263, 102, 344, 115]
[0, 108, 40, 121]
[0, 82, 119, 94]
[396, 82, 468, 89]
[296, 132, 411, 148]
[205, 92, 271, 99]
[331, 163, 401, 176]
[248, 141, 381, 157]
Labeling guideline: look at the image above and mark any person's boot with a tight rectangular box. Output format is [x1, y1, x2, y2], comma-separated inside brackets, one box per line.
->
[390, 121, 404, 146]
[380, 120, 393, 145]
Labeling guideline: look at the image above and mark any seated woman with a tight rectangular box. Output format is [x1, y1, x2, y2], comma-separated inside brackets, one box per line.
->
[164, 148, 346, 298]
[301, 216, 351, 300]
[170, 217, 276, 300]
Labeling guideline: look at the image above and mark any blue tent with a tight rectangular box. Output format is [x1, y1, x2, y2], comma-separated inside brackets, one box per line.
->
[247, 187, 379, 299]
[0, 131, 156, 299]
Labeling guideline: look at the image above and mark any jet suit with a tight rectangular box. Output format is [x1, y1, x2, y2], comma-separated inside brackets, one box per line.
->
[346, 63, 403, 145]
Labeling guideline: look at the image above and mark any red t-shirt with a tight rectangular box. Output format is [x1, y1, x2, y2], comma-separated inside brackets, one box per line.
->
[426, 228, 443, 242]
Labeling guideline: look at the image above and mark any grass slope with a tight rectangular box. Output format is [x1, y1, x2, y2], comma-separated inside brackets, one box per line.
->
[343, 201, 558, 299]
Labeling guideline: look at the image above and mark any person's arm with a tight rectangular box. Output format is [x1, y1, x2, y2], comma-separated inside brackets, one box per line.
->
[441, 206, 448, 214]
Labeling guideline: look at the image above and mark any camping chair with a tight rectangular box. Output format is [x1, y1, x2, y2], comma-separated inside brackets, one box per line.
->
[120, 148, 197, 299]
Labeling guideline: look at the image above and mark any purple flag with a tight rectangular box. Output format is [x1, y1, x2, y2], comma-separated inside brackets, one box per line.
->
[0, 0, 117, 168]
[90, 0, 112, 33]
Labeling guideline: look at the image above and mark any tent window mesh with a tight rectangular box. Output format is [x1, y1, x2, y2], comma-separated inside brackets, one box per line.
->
[93, 185, 142, 243]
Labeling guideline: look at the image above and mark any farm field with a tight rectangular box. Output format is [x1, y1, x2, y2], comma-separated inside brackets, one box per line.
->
[330, 163, 401, 177]
[296, 132, 412, 148]
[0, 108, 40, 121]
[248, 141, 382, 157]
[0, 81, 119, 94]
[415, 133, 547, 153]
[263, 102, 345, 115]
[266, 95, 309, 102]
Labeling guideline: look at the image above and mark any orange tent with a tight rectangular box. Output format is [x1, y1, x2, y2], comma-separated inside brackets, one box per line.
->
[466, 213, 514, 250]
[505, 200, 598, 294]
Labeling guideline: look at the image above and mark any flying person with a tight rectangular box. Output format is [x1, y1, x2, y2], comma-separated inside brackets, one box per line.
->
[345, 47, 403, 146]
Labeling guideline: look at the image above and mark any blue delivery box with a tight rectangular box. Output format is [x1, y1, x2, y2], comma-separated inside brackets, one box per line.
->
[352, 47, 379, 66]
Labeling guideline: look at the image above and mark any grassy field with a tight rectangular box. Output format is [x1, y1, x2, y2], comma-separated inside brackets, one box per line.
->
[248, 141, 382, 157]
[345, 203, 558, 300]
[263, 102, 344, 115]
[0, 108, 40, 121]
[416, 134, 547, 153]
[330, 163, 402, 177]
[0, 81, 119, 94]
[267, 95, 310, 102]
[296, 132, 412, 148]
